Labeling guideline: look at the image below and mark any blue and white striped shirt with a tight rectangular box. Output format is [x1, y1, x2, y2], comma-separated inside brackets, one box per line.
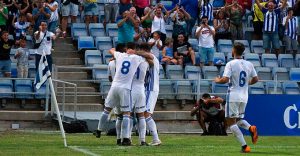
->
[201, 3, 213, 21]
[262, 8, 281, 32]
[283, 16, 298, 40]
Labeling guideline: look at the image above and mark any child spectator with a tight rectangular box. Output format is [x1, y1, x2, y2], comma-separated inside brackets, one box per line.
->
[148, 31, 162, 59]
[14, 38, 30, 78]
[161, 38, 177, 65]
[13, 14, 30, 45]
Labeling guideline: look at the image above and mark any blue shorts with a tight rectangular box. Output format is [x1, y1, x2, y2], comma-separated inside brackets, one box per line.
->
[263, 32, 280, 50]
[0, 60, 11, 73]
[200, 47, 215, 63]
[61, 3, 79, 17]
[84, 3, 99, 16]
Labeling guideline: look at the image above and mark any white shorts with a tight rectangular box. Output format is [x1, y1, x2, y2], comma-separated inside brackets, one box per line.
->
[132, 91, 146, 113]
[145, 91, 158, 114]
[225, 102, 247, 118]
[105, 87, 132, 112]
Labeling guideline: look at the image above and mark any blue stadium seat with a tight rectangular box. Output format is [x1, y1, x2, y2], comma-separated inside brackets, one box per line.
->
[78, 36, 96, 50]
[195, 52, 201, 65]
[226, 53, 233, 62]
[28, 63, 36, 78]
[244, 27, 254, 43]
[202, 66, 219, 79]
[85, 50, 102, 66]
[234, 40, 250, 54]
[103, 50, 113, 64]
[35, 84, 47, 99]
[89, 23, 106, 38]
[0, 79, 14, 98]
[193, 80, 211, 94]
[213, 53, 226, 65]
[93, 64, 108, 80]
[255, 67, 272, 80]
[165, 25, 173, 38]
[166, 65, 184, 79]
[11, 63, 17, 78]
[15, 79, 34, 99]
[247, 16, 253, 27]
[71, 23, 87, 40]
[175, 80, 194, 100]
[282, 81, 300, 94]
[249, 82, 265, 94]
[106, 23, 118, 37]
[217, 39, 232, 54]
[112, 37, 118, 47]
[290, 68, 300, 81]
[99, 81, 111, 98]
[266, 81, 283, 94]
[244, 53, 261, 67]
[251, 40, 264, 54]
[272, 67, 289, 80]
[278, 54, 294, 68]
[188, 38, 199, 52]
[219, 66, 225, 77]
[158, 80, 176, 99]
[95, 37, 113, 51]
[295, 54, 300, 67]
[261, 54, 278, 68]
[159, 64, 166, 79]
[184, 65, 201, 80]
[26, 35, 34, 48]
[212, 82, 228, 97]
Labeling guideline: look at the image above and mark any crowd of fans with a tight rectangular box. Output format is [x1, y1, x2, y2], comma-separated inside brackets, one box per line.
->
[0, 0, 299, 78]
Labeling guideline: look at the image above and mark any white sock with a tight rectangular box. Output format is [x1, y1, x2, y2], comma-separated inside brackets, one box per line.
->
[138, 117, 146, 143]
[146, 116, 159, 141]
[97, 110, 110, 131]
[121, 115, 130, 139]
[230, 124, 247, 146]
[237, 120, 251, 130]
[129, 116, 133, 136]
[116, 116, 122, 139]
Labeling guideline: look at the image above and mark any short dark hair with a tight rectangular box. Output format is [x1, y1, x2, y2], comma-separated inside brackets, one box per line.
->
[202, 93, 211, 99]
[153, 31, 161, 36]
[1, 31, 9, 36]
[233, 42, 245, 56]
[116, 43, 126, 52]
[201, 16, 208, 20]
[138, 43, 151, 51]
[287, 7, 293, 13]
[126, 42, 136, 50]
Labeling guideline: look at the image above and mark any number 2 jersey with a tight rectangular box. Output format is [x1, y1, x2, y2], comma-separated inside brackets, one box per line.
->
[223, 59, 257, 103]
[111, 52, 145, 90]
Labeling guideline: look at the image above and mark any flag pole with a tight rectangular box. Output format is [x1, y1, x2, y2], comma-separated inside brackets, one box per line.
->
[48, 77, 67, 147]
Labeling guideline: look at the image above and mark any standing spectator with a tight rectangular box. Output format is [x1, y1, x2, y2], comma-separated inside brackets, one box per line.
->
[32, 0, 51, 32]
[133, 20, 146, 43]
[173, 33, 196, 66]
[150, 4, 170, 44]
[213, 9, 230, 46]
[224, 0, 245, 40]
[283, 8, 298, 56]
[255, 0, 287, 54]
[161, 38, 177, 65]
[225, 0, 252, 11]
[104, 0, 119, 25]
[294, 0, 300, 44]
[129, 6, 140, 21]
[13, 14, 30, 45]
[278, 0, 289, 41]
[141, 7, 152, 41]
[34, 21, 56, 71]
[133, 0, 150, 18]
[117, 11, 135, 44]
[171, 6, 191, 42]
[45, 0, 59, 34]
[200, 0, 213, 25]
[196, 16, 215, 66]
[83, 0, 98, 27]
[15, 0, 34, 25]
[14, 39, 30, 78]
[0, 1, 8, 33]
[180, 0, 199, 36]
[61, 0, 80, 38]
[253, 0, 267, 40]
[119, 0, 132, 16]
[148, 31, 162, 59]
[0, 31, 14, 77]
[4, 0, 18, 34]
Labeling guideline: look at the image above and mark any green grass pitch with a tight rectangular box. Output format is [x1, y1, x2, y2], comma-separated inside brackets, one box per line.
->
[0, 131, 299, 156]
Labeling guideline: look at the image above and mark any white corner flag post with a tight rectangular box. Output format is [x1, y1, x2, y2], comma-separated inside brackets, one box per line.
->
[34, 53, 67, 147]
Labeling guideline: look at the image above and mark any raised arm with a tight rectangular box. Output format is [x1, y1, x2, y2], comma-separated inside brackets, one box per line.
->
[135, 51, 154, 60]
[181, 7, 191, 20]
[255, 0, 264, 11]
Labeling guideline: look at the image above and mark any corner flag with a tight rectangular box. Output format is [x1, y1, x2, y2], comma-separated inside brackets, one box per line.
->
[34, 54, 51, 89]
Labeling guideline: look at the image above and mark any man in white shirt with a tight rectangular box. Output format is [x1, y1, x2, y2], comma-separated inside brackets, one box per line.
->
[196, 16, 215, 66]
[214, 42, 259, 153]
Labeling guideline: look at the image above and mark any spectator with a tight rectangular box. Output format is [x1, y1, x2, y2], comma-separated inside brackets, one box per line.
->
[34, 21, 56, 71]
[61, 0, 80, 38]
[14, 38, 30, 78]
[133, 19, 146, 43]
[45, 0, 59, 34]
[173, 33, 196, 66]
[224, 0, 245, 40]
[196, 16, 215, 66]
[4, 0, 18, 34]
[119, 0, 132, 16]
[129, 6, 140, 21]
[141, 7, 152, 40]
[278, 0, 289, 41]
[0, 1, 8, 33]
[150, 4, 170, 44]
[253, 0, 267, 40]
[180, 0, 199, 36]
[148, 31, 162, 59]
[283, 8, 298, 56]
[117, 11, 135, 44]
[200, 0, 213, 25]
[161, 38, 177, 65]
[133, 0, 150, 18]
[171, 6, 191, 42]
[13, 14, 30, 45]
[14, 0, 34, 27]
[255, 0, 287, 54]
[294, 0, 300, 43]
[104, 0, 119, 25]
[213, 9, 230, 46]
[225, 0, 252, 11]
[190, 93, 227, 136]
[32, 0, 51, 32]
[83, 0, 98, 27]
[0, 31, 14, 77]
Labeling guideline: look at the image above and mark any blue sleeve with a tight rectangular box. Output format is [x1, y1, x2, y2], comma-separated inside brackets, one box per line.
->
[261, 8, 267, 14]
[45, 8, 51, 14]
[274, 8, 281, 14]
[180, 0, 188, 5]
[32, 8, 37, 15]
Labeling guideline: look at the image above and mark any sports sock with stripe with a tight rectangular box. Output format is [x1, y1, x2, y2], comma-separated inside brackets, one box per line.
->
[97, 110, 110, 131]
[237, 120, 251, 130]
[230, 124, 247, 146]
[138, 116, 146, 143]
[146, 116, 159, 141]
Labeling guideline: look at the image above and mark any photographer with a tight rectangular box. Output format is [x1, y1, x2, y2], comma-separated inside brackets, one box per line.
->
[191, 93, 227, 136]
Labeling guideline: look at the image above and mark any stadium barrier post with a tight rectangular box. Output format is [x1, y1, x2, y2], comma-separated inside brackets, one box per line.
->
[196, 66, 201, 101]
[45, 81, 50, 117]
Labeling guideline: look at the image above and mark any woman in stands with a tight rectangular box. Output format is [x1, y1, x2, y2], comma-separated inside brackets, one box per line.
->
[213, 9, 230, 46]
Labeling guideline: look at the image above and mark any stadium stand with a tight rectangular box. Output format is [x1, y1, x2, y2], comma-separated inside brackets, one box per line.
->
[14, 79, 34, 99]
[85, 50, 103, 66]
[88, 23, 106, 38]
[175, 80, 194, 100]
[289, 68, 300, 81]
[249, 82, 265, 94]
[272, 67, 289, 80]
[95, 37, 113, 51]
[250, 40, 264, 54]
[77, 36, 96, 50]
[202, 66, 219, 79]
[166, 65, 184, 79]
[282, 81, 300, 95]
[278, 54, 295, 68]
[0, 79, 14, 98]
[261, 54, 279, 68]
[266, 81, 283, 94]
[255, 67, 272, 80]
[244, 53, 261, 67]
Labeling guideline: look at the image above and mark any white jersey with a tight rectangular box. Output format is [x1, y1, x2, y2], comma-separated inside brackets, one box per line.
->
[223, 59, 257, 103]
[145, 54, 160, 92]
[108, 60, 116, 79]
[132, 59, 149, 91]
[111, 52, 144, 90]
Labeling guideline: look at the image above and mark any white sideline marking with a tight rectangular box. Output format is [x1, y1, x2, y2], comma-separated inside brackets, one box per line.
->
[68, 146, 100, 156]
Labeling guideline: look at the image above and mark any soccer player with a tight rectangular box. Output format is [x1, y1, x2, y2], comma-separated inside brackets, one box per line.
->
[214, 42, 259, 153]
[144, 46, 161, 146]
[95, 43, 153, 146]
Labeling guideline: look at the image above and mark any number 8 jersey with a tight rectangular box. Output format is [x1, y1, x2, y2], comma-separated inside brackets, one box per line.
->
[223, 59, 257, 103]
[111, 52, 145, 90]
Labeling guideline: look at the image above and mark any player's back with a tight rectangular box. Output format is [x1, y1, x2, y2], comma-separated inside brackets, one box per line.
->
[145, 54, 160, 92]
[223, 59, 257, 103]
[108, 60, 116, 79]
[132, 60, 149, 91]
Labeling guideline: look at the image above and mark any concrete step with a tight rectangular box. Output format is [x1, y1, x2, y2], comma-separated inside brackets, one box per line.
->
[153, 111, 195, 121]
[55, 37, 73, 44]
[53, 58, 83, 65]
[0, 120, 58, 131]
[52, 52, 81, 58]
[0, 111, 47, 121]
[57, 72, 89, 80]
[57, 95, 101, 103]
[156, 120, 202, 133]
[55, 81, 98, 87]
[58, 103, 103, 112]
[57, 86, 96, 92]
